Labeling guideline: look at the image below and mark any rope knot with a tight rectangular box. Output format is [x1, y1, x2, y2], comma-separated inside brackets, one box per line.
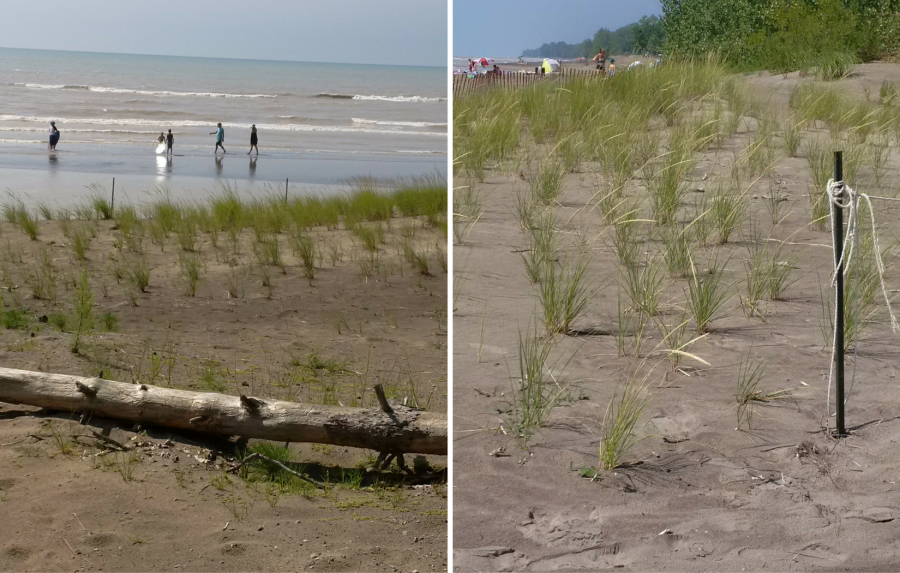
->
[827, 178, 850, 207]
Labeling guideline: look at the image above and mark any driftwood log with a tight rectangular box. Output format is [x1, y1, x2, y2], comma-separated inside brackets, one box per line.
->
[0, 367, 446, 455]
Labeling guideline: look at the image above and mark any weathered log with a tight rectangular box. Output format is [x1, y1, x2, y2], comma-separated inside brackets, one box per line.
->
[0, 367, 446, 455]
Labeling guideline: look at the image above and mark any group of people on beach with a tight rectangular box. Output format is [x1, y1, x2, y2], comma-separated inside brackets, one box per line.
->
[48, 120, 260, 155]
[157, 123, 259, 155]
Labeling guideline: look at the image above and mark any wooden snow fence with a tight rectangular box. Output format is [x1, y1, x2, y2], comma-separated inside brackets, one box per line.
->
[453, 66, 602, 98]
[0, 367, 447, 456]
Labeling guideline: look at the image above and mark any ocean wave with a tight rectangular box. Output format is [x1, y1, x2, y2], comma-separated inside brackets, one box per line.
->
[0, 115, 445, 137]
[352, 118, 446, 128]
[315, 93, 446, 103]
[12, 82, 276, 98]
[2, 126, 162, 134]
[0, 138, 97, 144]
[353, 94, 446, 103]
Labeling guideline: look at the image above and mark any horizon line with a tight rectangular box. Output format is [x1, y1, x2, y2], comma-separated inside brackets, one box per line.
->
[0, 45, 444, 69]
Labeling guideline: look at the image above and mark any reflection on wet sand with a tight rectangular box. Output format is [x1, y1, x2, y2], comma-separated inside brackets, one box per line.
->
[156, 155, 173, 175]
[249, 156, 257, 177]
[215, 155, 223, 174]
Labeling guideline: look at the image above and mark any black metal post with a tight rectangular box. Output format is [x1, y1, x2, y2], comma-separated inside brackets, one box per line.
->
[832, 151, 846, 436]
[285, 178, 289, 202]
[111, 178, 115, 213]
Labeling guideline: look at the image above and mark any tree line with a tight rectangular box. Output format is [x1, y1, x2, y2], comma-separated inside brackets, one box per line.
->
[520, 16, 664, 59]
[662, 0, 900, 70]
[519, 1, 899, 71]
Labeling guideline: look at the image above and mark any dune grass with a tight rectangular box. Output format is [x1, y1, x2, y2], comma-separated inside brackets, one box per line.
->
[598, 364, 652, 471]
[507, 326, 571, 446]
[539, 255, 593, 335]
[687, 254, 732, 334]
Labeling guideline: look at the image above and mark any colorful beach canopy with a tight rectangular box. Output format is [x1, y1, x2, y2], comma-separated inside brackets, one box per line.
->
[542, 59, 560, 73]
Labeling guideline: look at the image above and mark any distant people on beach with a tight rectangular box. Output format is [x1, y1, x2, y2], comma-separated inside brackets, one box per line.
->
[248, 124, 258, 155]
[593, 49, 606, 65]
[210, 123, 226, 153]
[468, 59, 476, 72]
[491, 64, 502, 76]
[48, 121, 60, 151]
[608, 59, 616, 77]
[166, 129, 174, 156]
[158, 132, 165, 145]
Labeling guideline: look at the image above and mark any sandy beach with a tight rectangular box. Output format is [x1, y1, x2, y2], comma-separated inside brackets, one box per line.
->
[0, 187, 448, 572]
[453, 62, 900, 571]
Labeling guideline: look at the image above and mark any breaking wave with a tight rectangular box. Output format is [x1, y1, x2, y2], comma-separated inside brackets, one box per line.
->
[12, 82, 276, 98]
[316, 93, 445, 103]
[0, 115, 445, 137]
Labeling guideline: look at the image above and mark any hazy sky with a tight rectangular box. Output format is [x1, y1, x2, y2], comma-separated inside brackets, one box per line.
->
[454, 0, 662, 57]
[0, 0, 447, 67]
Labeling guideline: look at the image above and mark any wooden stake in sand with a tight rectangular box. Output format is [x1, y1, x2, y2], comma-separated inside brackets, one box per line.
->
[0, 367, 446, 455]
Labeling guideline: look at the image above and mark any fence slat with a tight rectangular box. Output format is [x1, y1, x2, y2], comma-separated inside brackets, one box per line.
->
[452, 66, 602, 96]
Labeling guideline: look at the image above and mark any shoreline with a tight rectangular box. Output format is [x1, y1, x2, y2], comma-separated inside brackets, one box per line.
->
[0, 143, 447, 207]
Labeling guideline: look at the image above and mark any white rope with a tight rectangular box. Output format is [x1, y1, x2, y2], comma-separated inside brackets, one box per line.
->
[825, 179, 899, 431]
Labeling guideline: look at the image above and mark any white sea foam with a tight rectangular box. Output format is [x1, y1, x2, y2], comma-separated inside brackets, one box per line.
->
[0, 115, 445, 137]
[1, 126, 160, 134]
[12, 82, 276, 98]
[352, 118, 446, 128]
[352, 94, 446, 103]
[316, 93, 445, 103]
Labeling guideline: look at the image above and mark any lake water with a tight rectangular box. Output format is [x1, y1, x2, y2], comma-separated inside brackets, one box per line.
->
[0, 47, 447, 206]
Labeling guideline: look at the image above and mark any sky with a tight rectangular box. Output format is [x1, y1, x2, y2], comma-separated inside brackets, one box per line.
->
[0, 0, 447, 67]
[453, 0, 662, 57]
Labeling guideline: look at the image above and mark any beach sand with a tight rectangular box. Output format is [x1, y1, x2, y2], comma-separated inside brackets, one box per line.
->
[453, 63, 900, 571]
[0, 207, 448, 571]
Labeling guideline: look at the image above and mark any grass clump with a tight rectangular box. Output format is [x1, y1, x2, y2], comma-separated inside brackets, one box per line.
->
[711, 182, 746, 244]
[71, 267, 94, 353]
[622, 257, 664, 317]
[506, 327, 570, 446]
[28, 247, 56, 302]
[810, 51, 856, 82]
[531, 161, 565, 206]
[539, 255, 592, 335]
[781, 116, 803, 158]
[1, 308, 29, 330]
[178, 254, 202, 297]
[16, 207, 39, 241]
[452, 182, 483, 245]
[123, 255, 150, 293]
[291, 235, 318, 281]
[598, 366, 651, 471]
[686, 254, 731, 334]
[521, 212, 557, 284]
[662, 225, 692, 278]
[71, 226, 92, 262]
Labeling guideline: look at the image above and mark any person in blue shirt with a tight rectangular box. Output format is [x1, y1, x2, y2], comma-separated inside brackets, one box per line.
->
[210, 123, 226, 154]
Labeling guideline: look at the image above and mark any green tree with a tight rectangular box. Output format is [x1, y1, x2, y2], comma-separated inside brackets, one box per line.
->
[632, 15, 665, 54]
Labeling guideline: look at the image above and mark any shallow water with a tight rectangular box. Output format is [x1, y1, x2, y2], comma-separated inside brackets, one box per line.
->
[0, 47, 447, 201]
